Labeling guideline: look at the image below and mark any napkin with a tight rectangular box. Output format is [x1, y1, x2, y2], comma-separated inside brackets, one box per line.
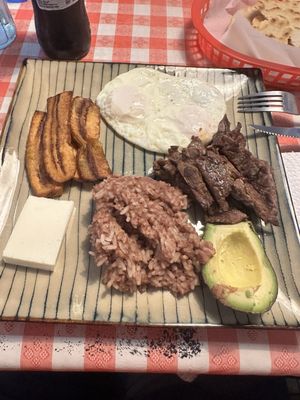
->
[0, 150, 19, 237]
[282, 152, 300, 229]
[204, 0, 300, 67]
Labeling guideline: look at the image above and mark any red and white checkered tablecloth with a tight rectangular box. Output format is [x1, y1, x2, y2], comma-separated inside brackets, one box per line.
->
[0, 322, 300, 375]
[0, 0, 201, 125]
[1, 0, 300, 376]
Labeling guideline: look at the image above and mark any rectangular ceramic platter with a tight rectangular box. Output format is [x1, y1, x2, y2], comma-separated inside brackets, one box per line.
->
[0, 60, 300, 328]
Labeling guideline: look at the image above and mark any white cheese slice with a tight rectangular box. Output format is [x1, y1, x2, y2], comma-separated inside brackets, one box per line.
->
[2, 196, 74, 271]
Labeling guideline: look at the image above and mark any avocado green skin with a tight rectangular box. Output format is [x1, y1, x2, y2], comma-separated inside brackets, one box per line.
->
[202, 222, 278, 314]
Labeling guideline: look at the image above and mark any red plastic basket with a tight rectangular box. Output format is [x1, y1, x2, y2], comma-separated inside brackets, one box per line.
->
[191, 0, 300, 90]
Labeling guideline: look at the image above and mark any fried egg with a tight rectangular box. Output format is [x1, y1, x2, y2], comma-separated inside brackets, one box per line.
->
[97, 68, 226, 154]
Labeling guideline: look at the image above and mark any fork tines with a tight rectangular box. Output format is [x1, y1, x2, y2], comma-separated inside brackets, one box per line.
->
[238, 90, 283, 99]
[238, 91, 284, 113]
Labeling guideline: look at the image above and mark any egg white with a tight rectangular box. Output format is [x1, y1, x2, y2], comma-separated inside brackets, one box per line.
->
[97, 68, 226, 154]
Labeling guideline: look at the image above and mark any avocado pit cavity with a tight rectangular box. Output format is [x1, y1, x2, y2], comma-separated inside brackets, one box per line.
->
[218, 232, 262, 289]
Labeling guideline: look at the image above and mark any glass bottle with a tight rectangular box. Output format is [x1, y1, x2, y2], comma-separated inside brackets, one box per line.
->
[31, 0, 91, 60]
[0, 0, 16, 50]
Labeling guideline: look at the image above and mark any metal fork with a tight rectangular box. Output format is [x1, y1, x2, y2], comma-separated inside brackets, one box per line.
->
[237, 91, 299, 114]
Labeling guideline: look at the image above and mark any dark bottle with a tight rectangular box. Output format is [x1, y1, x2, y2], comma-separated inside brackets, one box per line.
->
[31, 0, 91, 60]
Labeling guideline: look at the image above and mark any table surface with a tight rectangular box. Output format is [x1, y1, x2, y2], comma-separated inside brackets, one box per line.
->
[1, 0, 300, 376]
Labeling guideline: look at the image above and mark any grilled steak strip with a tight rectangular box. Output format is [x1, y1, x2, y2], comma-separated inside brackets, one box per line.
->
[211, 116, 278, 224]
[153, 115, 278, 225]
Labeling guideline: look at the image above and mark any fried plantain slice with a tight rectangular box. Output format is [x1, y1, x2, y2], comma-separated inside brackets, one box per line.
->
[70, 96, 101, 147]
[85, 103, 101, 141]
[25, 111, 64, 197]
[73, 166, 82, 182]
[88, 140, 112, 179]
[77, 146, 97, 181]
[77, 141, 111, 182]
[43, 91, 76, 183]
[70, 96, 92, 147]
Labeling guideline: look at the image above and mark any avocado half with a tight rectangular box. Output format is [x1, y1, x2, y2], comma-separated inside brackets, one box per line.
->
[202, 222, 278, 314]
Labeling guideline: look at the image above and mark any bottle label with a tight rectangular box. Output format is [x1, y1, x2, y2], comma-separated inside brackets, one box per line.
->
[35, 0, 79, 11]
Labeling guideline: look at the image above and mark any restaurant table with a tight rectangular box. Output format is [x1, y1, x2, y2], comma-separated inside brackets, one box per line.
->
[1, 0, 300, 376]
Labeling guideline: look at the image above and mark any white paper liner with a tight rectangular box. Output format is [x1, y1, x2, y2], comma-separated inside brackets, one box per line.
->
[204, 0, 300, 68]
